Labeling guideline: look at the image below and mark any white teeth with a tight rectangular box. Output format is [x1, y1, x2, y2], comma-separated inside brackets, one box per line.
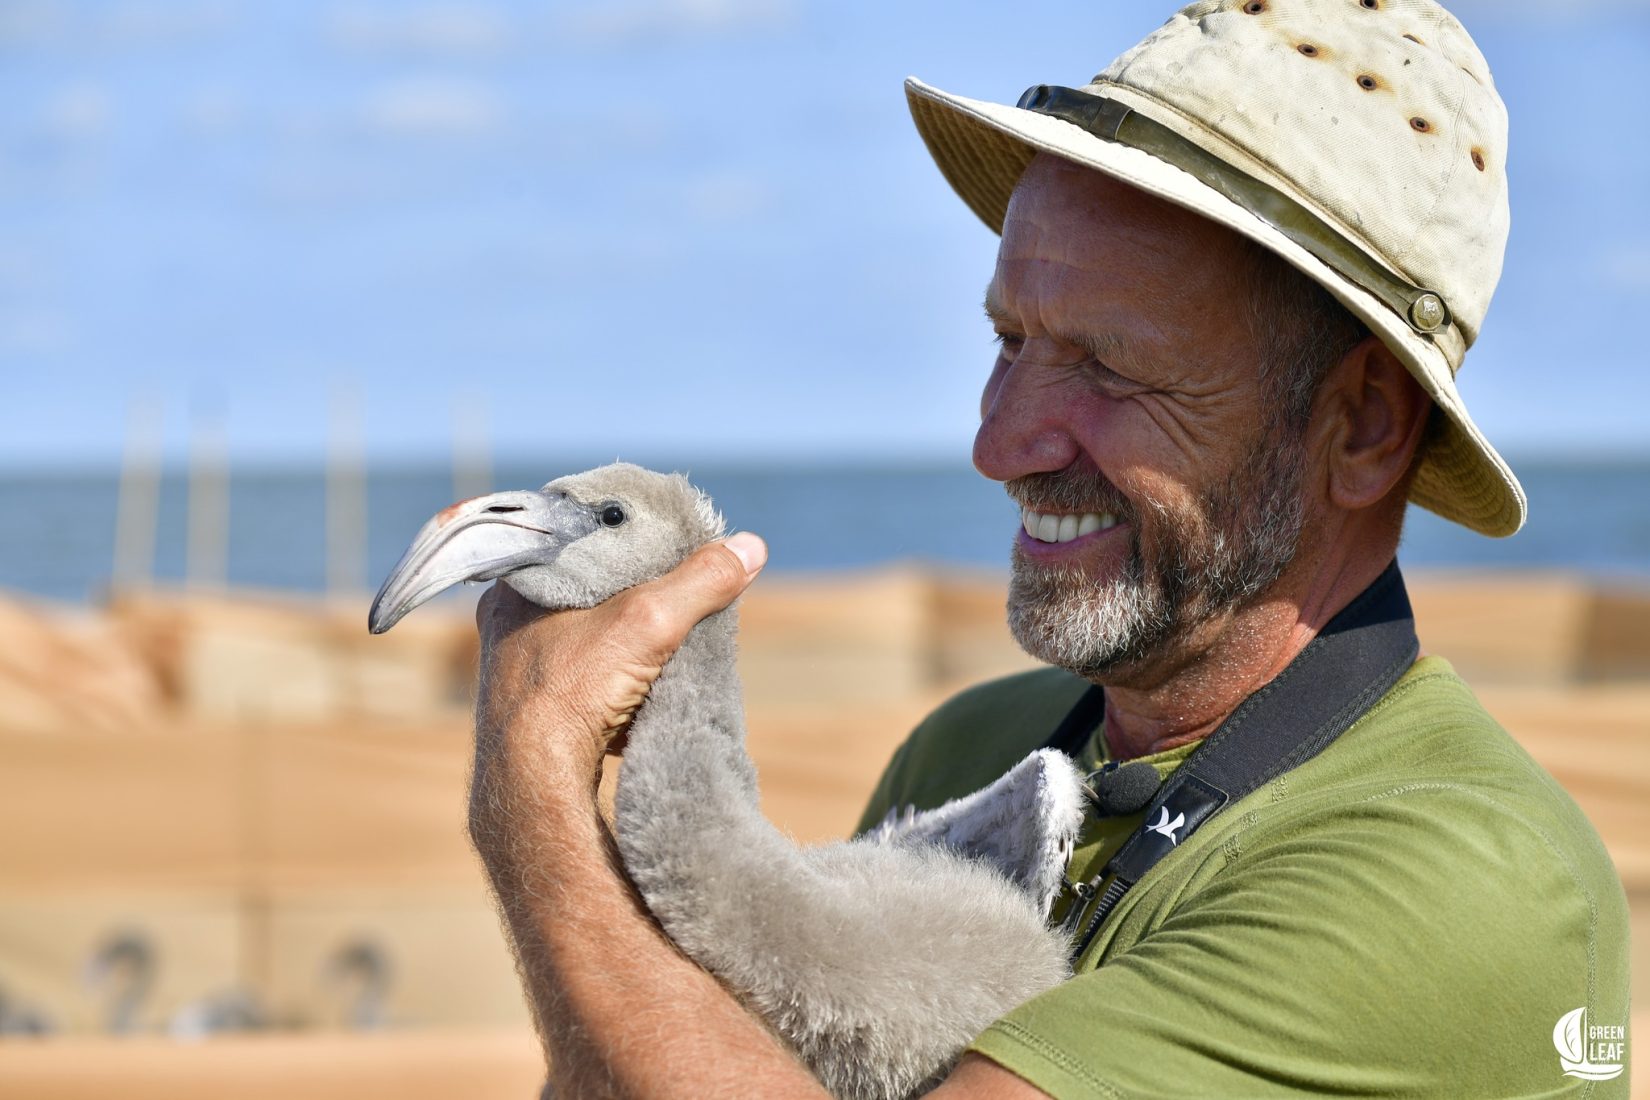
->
[1020, 508, 1123, 544]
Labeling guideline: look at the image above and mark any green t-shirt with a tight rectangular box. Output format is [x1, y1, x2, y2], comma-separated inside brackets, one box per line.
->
[856, 658, 1632, 1098]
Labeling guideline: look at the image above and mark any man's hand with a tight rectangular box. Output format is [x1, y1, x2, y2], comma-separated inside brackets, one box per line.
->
[472, 531, 769, 779]
[463, 531, 831, 1099]
[463, 529, 1046, 1099]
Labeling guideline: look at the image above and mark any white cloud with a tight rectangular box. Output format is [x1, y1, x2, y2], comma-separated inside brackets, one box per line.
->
[41, 83, 110, 140]
[183, 87, 244, 137]
[1601, 245, 1650, 294]
[325, 3, 511, 56]
[358, 79, 504, 137]
[0, 246, 51, 293]
[0, 311, 70, 355]
[95, 0, 236, 47]
[553, 0, 798, 47]
[0, 0, 66, 46]
[685, 171, 776, 223]
[0, 0, 235, 50]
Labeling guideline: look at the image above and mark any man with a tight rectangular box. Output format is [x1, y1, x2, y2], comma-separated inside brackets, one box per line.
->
[470, 0, 1630, 1095]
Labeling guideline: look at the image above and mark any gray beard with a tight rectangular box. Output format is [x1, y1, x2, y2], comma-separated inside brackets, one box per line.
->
[1006, 431, 1308, 680]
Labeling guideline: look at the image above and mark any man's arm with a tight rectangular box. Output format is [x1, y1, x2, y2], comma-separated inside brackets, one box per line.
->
[469, 534, 1045, 1098]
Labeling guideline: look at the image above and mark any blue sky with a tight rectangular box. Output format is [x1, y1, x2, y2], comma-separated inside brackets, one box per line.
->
[2, 0, 1646, 469]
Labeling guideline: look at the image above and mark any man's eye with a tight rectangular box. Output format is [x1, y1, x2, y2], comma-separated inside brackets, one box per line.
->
[1088, 361, 1147, 392]
[993, 332, 1023, 355]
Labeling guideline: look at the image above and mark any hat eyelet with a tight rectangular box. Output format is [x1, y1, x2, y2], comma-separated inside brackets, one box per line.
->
[1409, 116, 1431, 133]
[1242, 0, 1266, 13]
[1297, 42, 1320, 57]
[1357, 74, 1379, 90]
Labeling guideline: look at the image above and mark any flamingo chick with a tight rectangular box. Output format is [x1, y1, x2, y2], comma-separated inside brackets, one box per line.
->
[370, 463, 1086, 1100]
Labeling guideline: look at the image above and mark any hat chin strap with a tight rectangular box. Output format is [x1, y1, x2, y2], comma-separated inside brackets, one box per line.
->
[1015, 84, 1465, 365]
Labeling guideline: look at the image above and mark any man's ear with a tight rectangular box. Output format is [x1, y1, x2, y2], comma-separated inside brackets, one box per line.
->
[1314, 335, 1431, 512]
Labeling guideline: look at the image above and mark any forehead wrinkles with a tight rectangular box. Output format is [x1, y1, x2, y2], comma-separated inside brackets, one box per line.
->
[986, 259, 1174, 373]
[996, 155, 1249, 349]
[993, 200, 1100, 319]
[986, 245, 1120, 344]
[992, 216, 1181, 363]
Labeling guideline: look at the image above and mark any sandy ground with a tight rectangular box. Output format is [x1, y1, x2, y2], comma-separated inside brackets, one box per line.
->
[0, 571, 1642, 1096]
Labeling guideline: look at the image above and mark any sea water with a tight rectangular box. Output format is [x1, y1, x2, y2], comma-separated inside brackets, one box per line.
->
[1, 458, 1646, 604]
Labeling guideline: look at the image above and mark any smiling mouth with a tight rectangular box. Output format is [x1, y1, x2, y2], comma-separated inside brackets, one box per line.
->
[1020, 507, 1123, 544]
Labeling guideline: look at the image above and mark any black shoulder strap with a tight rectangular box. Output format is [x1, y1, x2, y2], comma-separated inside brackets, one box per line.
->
[1049, 560, 1418, 960]
[1043, 682, 1107, 759]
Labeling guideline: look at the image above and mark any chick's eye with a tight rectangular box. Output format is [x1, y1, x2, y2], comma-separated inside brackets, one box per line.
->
[599, 504, 626, 527]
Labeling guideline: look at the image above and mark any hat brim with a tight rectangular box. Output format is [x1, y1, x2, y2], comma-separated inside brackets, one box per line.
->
[906, 76, 1526, 538]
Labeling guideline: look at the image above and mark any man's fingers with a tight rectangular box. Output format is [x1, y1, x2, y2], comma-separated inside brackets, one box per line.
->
[615, 533, 767, 651]
[471, 533, 767, 767]
[476, 532, 766, 678]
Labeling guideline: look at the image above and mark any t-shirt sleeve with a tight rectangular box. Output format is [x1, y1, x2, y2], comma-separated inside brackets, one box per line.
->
[970, 784, 1621, 1099]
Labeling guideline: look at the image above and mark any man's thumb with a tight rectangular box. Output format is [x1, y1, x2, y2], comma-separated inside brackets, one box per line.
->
[679, 532, 767, 610]
[720, 532, 768, 577]
[617, 532, 767, 647]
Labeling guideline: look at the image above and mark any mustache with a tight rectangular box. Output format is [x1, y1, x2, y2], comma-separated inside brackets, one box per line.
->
[1005, 468, 1133, 520]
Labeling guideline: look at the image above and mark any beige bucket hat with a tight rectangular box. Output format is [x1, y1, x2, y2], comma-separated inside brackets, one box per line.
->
[908, 0, 1525, 536]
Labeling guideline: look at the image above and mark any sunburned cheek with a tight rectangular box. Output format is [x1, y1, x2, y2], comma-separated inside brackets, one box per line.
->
[1049, 392, 1235, 535]
[1106, 393, 1251, 485]
[1068, 405, 1182, 483]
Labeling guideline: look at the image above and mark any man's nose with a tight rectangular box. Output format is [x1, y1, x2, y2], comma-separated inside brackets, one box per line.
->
[973, 350, 1082, 482]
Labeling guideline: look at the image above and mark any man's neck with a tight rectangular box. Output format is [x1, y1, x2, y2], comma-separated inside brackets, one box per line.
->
[1099, 552, 1393, 761]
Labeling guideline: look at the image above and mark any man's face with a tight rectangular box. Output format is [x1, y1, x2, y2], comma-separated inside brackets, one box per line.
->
[978, 153, 1311, 681]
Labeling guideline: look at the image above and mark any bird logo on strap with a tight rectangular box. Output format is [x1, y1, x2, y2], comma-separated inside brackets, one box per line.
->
[1146, 806, 1186, 846]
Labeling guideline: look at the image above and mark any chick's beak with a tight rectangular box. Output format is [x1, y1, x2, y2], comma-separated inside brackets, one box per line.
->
[368, 489, 596, 634]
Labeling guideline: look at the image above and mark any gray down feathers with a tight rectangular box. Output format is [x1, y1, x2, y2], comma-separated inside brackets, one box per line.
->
[480, 465, 1088, 1098]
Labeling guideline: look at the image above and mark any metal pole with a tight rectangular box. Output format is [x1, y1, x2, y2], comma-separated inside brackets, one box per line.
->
[326, 385, 367, 595]
[453, 393, 492, 503]
[185, 406, 229, 589]
[111, 397, 162, 592]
